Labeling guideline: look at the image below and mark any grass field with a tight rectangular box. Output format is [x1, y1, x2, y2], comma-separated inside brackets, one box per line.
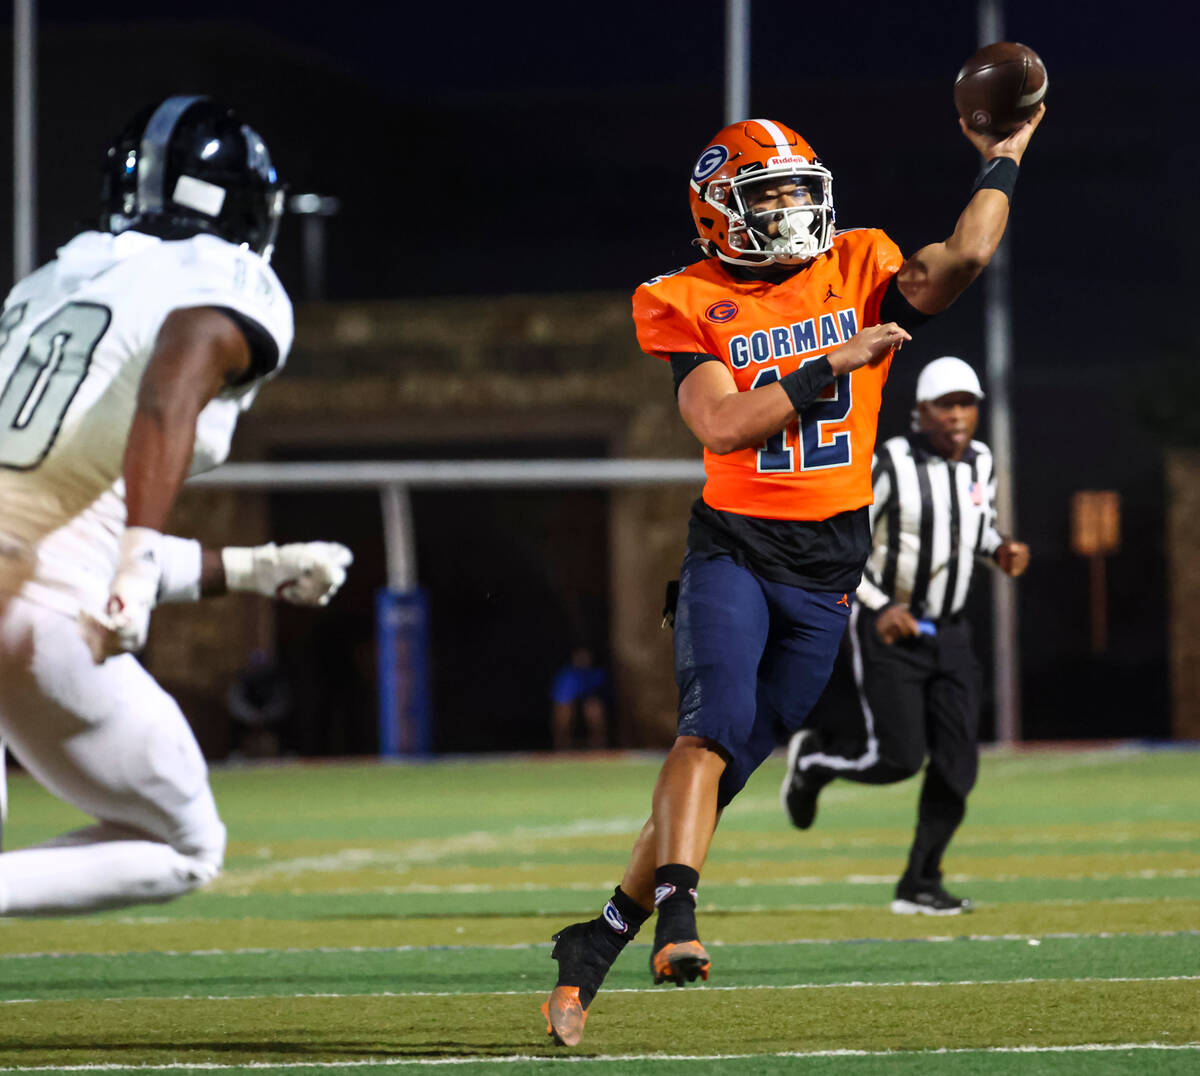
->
[1, 744, 1198, 1074]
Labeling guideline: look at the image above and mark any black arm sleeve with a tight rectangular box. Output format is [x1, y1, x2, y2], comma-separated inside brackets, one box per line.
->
[215, 306, 280, 384]
[669, 351, 723, 395]
[877, 275, 935, 331]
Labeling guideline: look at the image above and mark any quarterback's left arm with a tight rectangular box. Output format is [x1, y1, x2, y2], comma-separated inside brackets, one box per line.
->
[152, 536, 352, 606]
[895, 104, 1045, 315]
[81, 307, 254, 662]
[678, 324, 910, 454]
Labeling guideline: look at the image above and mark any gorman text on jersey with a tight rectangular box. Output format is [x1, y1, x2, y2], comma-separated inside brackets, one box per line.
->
[728, 308, 860, 368]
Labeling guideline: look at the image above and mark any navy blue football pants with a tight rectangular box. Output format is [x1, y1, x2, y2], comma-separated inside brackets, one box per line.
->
[673, 551, 852, 808]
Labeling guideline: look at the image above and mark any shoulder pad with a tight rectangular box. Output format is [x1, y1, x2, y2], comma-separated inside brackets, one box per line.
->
[639, 265, 688, 288]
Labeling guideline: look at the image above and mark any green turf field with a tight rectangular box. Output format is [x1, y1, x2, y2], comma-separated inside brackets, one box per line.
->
[1, 745, 1198, 1073]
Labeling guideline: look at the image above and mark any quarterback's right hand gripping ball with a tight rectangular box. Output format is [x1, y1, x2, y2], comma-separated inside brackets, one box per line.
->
[223, 542, 353, 606]
[954, 41, 1048, 136]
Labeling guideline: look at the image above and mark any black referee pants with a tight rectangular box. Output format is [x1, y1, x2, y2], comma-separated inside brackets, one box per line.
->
[801, 605, 981, 887]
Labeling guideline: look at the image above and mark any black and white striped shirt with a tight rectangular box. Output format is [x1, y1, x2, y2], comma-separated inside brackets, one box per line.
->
[857, 433, 1004, 619]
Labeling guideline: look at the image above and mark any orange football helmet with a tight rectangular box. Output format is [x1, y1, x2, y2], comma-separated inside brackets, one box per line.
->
[688, 118, 835, 268]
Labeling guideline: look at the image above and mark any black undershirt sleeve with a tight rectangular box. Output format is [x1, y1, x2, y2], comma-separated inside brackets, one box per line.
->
[668, 351, 723, 395]
[877, 275, 935, 331]
[214, 306, 280, 385]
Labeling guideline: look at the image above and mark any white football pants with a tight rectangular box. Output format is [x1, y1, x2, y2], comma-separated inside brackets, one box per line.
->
[0, 595, 226, 916]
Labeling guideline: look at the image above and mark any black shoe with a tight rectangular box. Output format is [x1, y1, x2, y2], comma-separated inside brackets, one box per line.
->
[890, 883, 973, 916]
[780, 729, 832, 830]
[541, 921, 619, 1046]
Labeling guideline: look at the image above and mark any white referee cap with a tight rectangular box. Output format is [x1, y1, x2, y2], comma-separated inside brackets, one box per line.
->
[915, 356, 985, 403]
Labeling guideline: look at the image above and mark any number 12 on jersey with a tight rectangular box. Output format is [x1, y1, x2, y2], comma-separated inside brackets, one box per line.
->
[751, 362, 852, 473]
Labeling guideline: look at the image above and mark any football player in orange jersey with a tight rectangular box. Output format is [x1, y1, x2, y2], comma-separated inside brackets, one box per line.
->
[540, 107, 1043, 1047]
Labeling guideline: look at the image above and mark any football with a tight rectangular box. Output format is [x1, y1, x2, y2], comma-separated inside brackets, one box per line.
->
[953, 41, 1047, 136]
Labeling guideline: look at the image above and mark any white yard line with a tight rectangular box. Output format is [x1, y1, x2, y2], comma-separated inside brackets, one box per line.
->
[3, 973, 1200, 1005]
[0, 1042, 1198, 1071]
[0, 891, 1189, 936]
[201, 865, 1200, 898]
[211, 818, 647, 891]
[2, 927, 1199, 960]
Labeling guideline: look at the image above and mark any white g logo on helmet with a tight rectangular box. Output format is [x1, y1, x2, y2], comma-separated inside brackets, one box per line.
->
[692, 145, 729, 183]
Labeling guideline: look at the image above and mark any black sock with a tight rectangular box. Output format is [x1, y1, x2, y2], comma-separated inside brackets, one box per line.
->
[558, 886, 651, 972]
[595, 885, 651, 948]
[553, 886, 651, 1006]
[653, 863, 700, 946]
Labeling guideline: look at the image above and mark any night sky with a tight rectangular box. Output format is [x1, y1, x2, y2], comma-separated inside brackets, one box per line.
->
[3, 0, 1190, 301]
[18, 1, 1189, 94]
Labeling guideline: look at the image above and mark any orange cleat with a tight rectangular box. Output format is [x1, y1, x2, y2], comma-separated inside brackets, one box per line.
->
[542, 919, 624, 1046]
[650, 939, 711, 985]
[541, 985, 587, 1046]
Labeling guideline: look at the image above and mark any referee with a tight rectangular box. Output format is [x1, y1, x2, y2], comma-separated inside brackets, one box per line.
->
[781, 356, 1029, 914]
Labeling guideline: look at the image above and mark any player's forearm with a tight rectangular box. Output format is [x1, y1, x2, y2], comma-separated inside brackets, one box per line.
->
[683, 357, 840, 455]
[121, 403, 203, 532]
[157, 540, 351, 605]
[123, 307, 253, 532]
[942, 187, 1011, 277]
[694, 382, 799, 455]
[897, 189, 1009, 315]
[199, 547, 227, 597]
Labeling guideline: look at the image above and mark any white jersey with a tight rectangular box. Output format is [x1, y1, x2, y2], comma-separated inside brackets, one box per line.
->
[0, 230, 293, 617]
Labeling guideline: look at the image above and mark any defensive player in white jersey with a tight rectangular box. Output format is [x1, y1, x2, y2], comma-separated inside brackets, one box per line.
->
[0, 95, 351, 915]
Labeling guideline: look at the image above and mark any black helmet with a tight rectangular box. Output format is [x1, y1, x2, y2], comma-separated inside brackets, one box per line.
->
[101, 95, 284, 259]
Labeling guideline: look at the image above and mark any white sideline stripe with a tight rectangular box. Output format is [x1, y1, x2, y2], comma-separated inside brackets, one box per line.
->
[716, 816, 1200, 847]
[4, 973, 1199, 1005]
[1, 1044, 1199, 1071]
[0, 891, 1186, 931]
[79, 891, 1200, 925]
[716, 894, 1200, 914]
[209, 865, 1200, 897]
[211, 817, 648, 889]
[3, 927, 1198, 960]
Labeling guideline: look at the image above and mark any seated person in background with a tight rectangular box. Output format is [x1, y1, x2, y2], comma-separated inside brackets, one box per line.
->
[550, 647, 609, 750]
[228, 650, 293, 759]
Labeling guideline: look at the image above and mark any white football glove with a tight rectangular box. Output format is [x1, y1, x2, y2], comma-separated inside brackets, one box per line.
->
[222, 542, 353, 606]
[79, 526, 163, 663]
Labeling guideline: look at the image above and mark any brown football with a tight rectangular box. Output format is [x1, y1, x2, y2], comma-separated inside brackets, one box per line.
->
[954, 41, 1048, 135]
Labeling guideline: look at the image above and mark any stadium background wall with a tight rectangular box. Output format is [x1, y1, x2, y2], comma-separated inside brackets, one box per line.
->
[153, 292, 697, 756]
[2, 18, 1195, 757]
[140, 294, 1200, 759]
[1167, 450, 1200, 740]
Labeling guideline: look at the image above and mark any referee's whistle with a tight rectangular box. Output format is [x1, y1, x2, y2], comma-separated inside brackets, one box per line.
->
[915, 618, 938, 636]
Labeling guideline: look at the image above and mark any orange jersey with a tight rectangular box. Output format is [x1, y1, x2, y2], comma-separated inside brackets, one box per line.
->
[633, 228, 903, 522]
